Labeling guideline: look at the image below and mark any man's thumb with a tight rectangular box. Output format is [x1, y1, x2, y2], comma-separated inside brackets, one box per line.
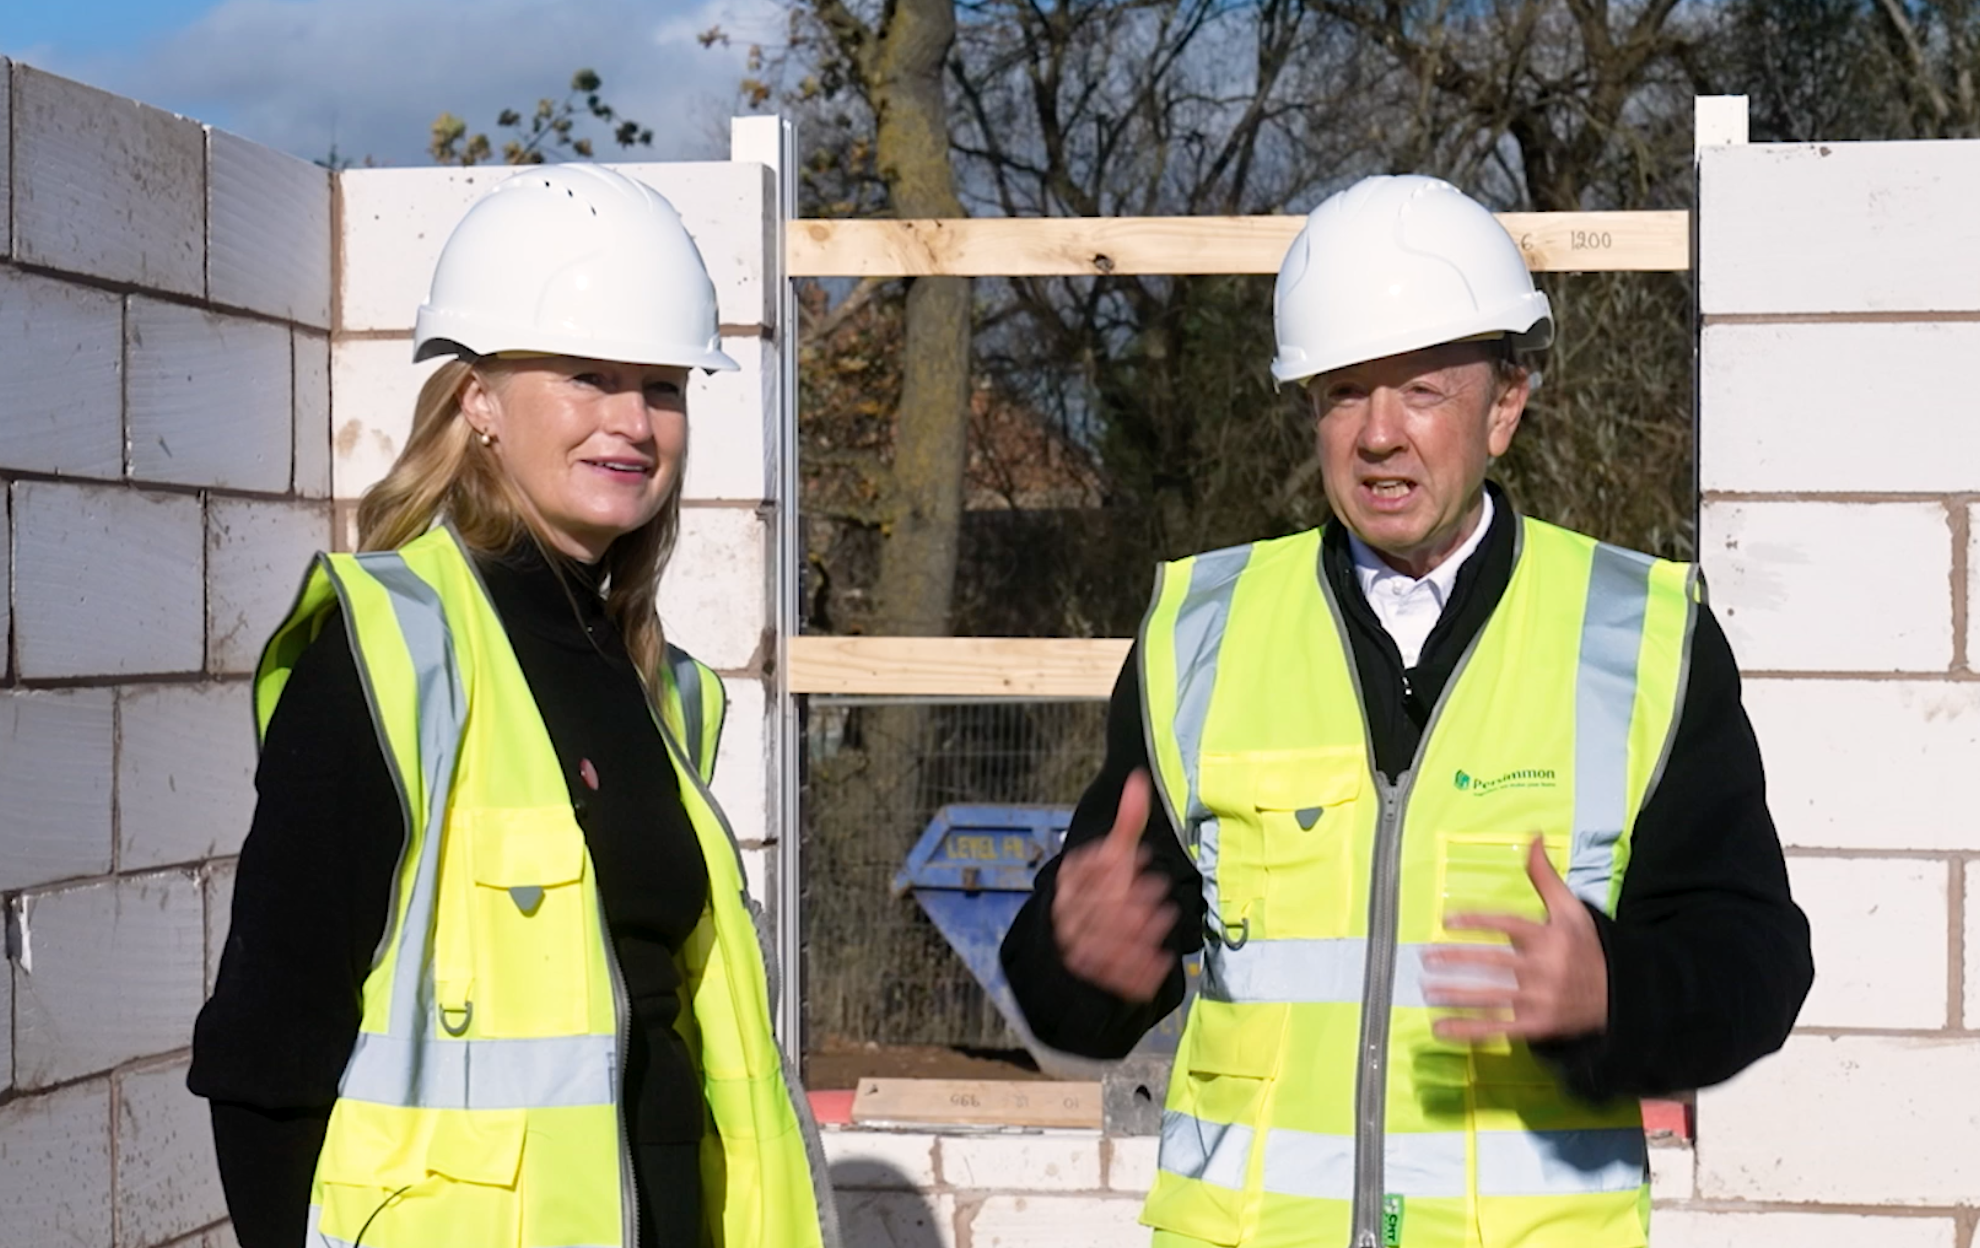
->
[1527, 835, 1574, 913]
[1106, 768, 1154, 854]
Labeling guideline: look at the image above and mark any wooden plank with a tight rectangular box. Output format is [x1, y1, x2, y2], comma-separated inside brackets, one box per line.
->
[850, 1078, 1103, 1128]
[788, 635, 1129, 697]
[787, 211, 1689, 278]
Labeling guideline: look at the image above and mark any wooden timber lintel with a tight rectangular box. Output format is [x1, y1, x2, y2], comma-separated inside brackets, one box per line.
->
[788, 211, 1690, 278]
[788, 636, 1129, 698]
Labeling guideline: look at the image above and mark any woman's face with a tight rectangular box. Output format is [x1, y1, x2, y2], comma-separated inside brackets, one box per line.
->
[461, 355, 690, 562]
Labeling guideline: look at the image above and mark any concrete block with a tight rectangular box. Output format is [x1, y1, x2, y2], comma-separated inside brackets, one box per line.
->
[329, 337, 444, 501]
[118, 684, 258, 871]
[336, 167, 505, 332]
[1652, 1211, 1953, 1248]
[12, 874, 207, 1088]
[0, 1079, 113, 1245]
[1700, 141, 1980, 315]
[683, 334, 774, 503]
[128, 297, 292, 491]
[117, 1061, 228, 1247]
[966, 1195, 1147, 1248]
[1788, 855, 1948, 1029]
[1701, 500, 1951, 673]
[206, 859, 237, 998]
[710, 674, 768, 847]
[661, 507, 767, 672]
[339, 162, 773, 333]
[614, 161, 776, 330]
[294, 329, 332, 497]
[941, 1134, 1103, 1191]
[207, 127, 332, 327]
[1696, 1034, 1980, 1204]
[1647, 1142, 1693, 1203]
[1702, 322, 1980, 493]
[835, 1190, 958, 1248]
[207, 496, 332, 674]
[0, 266, 124, 478]
[1744, 679, 1980, 851]
[1105, 1135, 1159, 1194]
[739, 845, 772, 908]
[0, 689, 115, 891]
[824, 1128, 940, 1189]
[12, 65, 203, 295]
[13, 481, 204, 679]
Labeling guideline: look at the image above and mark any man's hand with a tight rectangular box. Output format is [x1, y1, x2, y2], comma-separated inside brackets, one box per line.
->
[1051, 769, 1178, 1003]
[1424, 837, 1609, 1043]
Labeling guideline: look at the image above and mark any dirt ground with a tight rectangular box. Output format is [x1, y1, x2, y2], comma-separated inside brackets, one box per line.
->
[804, 1038, 1049, 1090]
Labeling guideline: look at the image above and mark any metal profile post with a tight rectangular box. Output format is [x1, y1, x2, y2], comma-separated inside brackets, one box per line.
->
[731, 113, 804, 1051]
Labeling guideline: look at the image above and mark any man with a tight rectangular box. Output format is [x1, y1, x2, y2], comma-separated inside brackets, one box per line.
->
[1000, 175, 1811, 1248]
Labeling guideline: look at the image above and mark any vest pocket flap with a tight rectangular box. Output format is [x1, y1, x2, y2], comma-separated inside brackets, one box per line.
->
[1201, 748, 1363, 813]
[315, 1103, 526, 1190]
[466, 810, 586, 888]
[1182, 1000, 1287, 1079]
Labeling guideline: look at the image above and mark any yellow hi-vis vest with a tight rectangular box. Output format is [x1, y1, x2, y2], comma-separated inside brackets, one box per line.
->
[254, 526, 833, 1248]
[1137, 516, 1696, 1248]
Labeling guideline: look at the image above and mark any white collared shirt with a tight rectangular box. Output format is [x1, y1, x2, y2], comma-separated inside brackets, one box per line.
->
[1346, 491, 1495, 669]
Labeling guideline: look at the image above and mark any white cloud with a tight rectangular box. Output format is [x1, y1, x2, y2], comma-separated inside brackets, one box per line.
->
[10, 0, 786, 167]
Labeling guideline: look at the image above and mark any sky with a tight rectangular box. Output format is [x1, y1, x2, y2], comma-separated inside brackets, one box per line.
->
[1, 0, 785, 167]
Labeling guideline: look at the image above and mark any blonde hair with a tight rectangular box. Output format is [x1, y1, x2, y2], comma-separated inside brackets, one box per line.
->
[355, 359, 681, 689]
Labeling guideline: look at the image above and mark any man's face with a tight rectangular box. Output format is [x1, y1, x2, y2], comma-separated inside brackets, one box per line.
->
[1311, 340, 1528, 577]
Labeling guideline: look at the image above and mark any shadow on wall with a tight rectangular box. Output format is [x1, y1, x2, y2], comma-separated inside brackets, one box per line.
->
[832, 1160, 950, 1248]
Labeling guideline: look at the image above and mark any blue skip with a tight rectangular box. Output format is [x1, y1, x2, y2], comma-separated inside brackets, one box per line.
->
[891, 803, 1195, 1072]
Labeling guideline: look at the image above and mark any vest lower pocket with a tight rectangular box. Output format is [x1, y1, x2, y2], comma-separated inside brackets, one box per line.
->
[1143, 1001, 1287, 1245]
[1468, 1075, 1648, 1248]
[316, 1103, 528, 1247]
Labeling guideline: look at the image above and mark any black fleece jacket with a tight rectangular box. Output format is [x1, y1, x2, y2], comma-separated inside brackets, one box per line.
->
[1000, 492, 1814, 1101]
[188, 544, 710, 1248]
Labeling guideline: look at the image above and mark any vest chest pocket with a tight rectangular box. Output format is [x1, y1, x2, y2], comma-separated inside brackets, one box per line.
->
[1199, 749, 1363, 942]
[454, 809, 593, 1037]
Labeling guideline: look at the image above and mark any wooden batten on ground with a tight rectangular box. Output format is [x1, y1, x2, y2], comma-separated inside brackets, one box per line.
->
[851, 1078, 1106, 1129]
[787, 210, 1690, 278]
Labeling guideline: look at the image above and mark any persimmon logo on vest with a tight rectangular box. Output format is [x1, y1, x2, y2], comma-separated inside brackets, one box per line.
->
[1453, 768, 1558, 794]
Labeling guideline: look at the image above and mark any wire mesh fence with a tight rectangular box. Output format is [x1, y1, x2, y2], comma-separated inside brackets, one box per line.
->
[800, 696, 1108, 1053]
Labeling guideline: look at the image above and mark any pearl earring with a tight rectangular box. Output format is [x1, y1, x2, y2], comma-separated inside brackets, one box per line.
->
[477, 430, 494, 447]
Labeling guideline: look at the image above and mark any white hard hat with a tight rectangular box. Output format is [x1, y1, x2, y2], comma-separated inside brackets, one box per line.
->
[414, 163, 738, 372]
[1271, 174, 1551, 386]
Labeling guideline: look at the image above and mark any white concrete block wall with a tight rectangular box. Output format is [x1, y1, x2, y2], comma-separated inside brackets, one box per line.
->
[0, 63, 340, 1247]
[1692, 137, 1980, 1237]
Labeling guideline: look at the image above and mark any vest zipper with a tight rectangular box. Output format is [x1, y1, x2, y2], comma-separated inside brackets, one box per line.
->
[1349, 773, 1412, 1247]
[598, 897, 640, 1248]
[1325, 524, 1516, 1248]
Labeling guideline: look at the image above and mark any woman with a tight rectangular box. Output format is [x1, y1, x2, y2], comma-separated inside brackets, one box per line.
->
[189, 165, 836, 1248]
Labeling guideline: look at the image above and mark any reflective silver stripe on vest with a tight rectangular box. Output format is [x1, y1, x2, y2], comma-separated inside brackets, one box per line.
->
[1169, 545, 1253, 940]
[339, 1031, 616, 1110]
[1204, 937, 1495, 1008]
[1568, 544, 1655, 913]
[1162, 1113, 1645, 1200]
[355, 553, 466, 1043]
[1188, 938, 1512, 1006]
[669, 647, 704, 769]
[1160, 1109, 1255, 1190]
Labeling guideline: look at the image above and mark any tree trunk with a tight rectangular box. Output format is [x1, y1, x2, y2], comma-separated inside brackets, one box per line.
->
[868, 0, 971, 637]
